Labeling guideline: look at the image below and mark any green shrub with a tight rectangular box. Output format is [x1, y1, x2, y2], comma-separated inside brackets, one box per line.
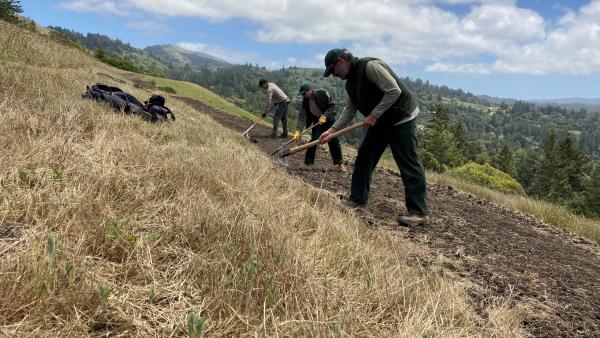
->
[448, 162, 525, 195]
[94, 48, 141, 73]
[104, 56, 141, 73]
[158, 86, 176, 94]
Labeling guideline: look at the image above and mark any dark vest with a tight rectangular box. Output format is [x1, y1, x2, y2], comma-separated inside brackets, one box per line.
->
[345, 57, 416, 128]
[301, 89, 336, 128]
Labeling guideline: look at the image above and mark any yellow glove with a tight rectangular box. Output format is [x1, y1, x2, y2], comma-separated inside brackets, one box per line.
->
[292, 130, 301, 140]
[319, 115, 327, 124]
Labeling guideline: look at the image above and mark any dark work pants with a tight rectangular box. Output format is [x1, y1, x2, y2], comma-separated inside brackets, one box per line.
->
[271, 102, 289, 136]
[305, 119, 343, 165]
[350, 119, 428, 216]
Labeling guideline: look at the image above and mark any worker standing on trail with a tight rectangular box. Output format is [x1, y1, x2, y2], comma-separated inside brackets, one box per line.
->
[318, 48, 428, 226]
[259, 79, 290, 138]
[296, 83, 346, 172]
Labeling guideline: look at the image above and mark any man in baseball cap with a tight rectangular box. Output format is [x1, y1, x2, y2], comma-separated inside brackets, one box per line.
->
[319, 48, 429, 226]
[322, 48, 345, 77]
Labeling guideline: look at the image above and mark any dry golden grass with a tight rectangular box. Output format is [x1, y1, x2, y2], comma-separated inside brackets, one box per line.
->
[0, 21, 524, 336]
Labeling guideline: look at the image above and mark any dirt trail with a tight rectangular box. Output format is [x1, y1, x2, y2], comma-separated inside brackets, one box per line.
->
[178, 96, 600, 337]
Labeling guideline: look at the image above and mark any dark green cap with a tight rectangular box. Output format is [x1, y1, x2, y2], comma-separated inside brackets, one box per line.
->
[298, 83, 310, 95]
[323, 48, 344, 77]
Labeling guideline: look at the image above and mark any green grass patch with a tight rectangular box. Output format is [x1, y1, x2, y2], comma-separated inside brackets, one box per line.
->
[144, 75, 259, 121]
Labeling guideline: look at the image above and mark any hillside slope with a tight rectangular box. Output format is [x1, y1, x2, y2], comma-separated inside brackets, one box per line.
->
[0, 20, 518, 337]
[179, 97, 600, 337]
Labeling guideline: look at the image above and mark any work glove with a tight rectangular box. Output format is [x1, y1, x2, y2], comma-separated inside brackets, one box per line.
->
[319, 115, 327, 124]
[292, 130, 301, 140]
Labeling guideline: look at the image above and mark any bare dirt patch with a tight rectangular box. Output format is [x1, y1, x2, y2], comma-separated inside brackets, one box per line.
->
[178, 96, 600, 337]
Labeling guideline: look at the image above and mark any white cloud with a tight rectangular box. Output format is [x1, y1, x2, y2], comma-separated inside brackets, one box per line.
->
[429, 0, 516, 4]
[60, 0, 600, 75]
[126, 20, 171, 34]
[60, 0, 129, 16]
[426, 62, 491, 75]
[489, 1, 600, 74]
[462, 5, 545, 43]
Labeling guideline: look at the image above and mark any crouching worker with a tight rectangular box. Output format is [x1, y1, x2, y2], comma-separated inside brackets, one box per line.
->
[296, 83, 346, 172]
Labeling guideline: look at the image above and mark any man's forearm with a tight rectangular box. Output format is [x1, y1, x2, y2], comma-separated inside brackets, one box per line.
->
[332, 107, 356, 129]
[333, 98, 357, 129]
[370, 88, 400, 119]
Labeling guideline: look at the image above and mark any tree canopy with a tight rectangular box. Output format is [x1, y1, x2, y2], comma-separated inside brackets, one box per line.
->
[0, 0, 22, 24]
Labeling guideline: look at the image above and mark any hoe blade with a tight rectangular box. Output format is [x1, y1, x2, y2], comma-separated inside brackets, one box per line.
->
[277, 149, 290, 167]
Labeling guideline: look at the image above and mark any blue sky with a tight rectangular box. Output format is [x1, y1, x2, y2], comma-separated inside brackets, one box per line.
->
[21, 0, 600, 100]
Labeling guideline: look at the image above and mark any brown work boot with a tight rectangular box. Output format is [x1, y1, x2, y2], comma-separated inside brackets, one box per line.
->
[339, 195, 366, 210]
[397, 214, 429, 227]
[278, 133, 289, 138]
[268, 133, 277, 138]
[335, 164, 347, 172]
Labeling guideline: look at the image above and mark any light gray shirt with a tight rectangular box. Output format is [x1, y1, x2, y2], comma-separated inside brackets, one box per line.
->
[263, 82, 289, 114]
[333, 59, 419, 130]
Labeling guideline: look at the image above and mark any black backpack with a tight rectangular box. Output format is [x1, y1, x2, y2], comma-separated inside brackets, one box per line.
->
[145, 94, 165, 107]
[144, 95, 175, 122]
[82, 84, 146, 115]
[82, 84, 175, 123]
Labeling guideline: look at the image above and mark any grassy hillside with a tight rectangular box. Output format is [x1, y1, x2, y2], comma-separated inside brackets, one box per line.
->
[0, 21, 525, 336]
[145, 75, 260, 121]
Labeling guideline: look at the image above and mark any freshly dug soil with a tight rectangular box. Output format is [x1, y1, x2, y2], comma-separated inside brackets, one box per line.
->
[178, 96, 600, 337]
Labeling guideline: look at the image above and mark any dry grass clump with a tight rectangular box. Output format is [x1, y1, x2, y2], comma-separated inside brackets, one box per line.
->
[0, 21, 523, 336]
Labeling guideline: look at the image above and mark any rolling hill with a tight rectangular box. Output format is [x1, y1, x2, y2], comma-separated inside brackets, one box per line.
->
[144, 44, 231, 68]
[2, 17, 600, 337]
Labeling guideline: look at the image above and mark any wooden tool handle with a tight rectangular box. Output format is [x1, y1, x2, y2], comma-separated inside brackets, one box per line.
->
[242, 115, 264, 136]
[270, 122, 321, 156]
[284, 122, 363, 156]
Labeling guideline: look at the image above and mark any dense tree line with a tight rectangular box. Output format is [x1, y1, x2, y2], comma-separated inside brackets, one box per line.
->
[418, 103, 600, 219]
